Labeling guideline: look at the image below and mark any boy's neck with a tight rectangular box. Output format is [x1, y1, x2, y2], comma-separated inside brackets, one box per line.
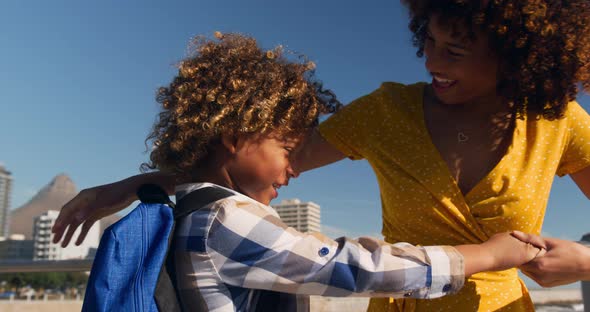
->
[189, 153, 236, 191]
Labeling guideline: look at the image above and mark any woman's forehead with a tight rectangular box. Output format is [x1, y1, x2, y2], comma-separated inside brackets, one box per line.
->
[429, 13, 484, 43]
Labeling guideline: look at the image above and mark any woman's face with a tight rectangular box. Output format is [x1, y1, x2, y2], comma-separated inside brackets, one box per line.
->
[424, 14, 500, 105]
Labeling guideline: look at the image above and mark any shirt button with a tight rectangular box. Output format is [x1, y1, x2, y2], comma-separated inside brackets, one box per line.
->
[318, 247, 330, 257]
[442, 284, 452, 292]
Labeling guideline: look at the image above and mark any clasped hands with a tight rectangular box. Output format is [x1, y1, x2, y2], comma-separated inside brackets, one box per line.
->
[512, 231, 590, 287]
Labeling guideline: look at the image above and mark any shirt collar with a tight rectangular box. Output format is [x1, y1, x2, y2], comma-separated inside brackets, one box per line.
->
[175, 182, 279, 216]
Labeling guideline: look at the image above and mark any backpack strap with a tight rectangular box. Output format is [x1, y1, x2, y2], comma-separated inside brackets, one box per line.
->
[173, 186, 234, 219]
[154, 186, 233, 312]
[137, 183, 175, 208]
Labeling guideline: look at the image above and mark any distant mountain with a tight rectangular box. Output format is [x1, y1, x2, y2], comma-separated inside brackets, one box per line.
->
[9, 174, 121, 239]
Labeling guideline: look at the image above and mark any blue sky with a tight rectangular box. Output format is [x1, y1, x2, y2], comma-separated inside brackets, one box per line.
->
[2, 0, 590, 287]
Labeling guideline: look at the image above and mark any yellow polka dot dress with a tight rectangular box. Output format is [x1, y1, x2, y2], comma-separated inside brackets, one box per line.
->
[319, 82, 590, 311]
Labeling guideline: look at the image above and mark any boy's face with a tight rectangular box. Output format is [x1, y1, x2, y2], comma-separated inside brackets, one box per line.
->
[226, 132, 302, 205]
[424, 14, 499, 105]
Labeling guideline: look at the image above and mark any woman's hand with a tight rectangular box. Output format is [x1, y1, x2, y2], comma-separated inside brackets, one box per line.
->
[51, 172, 178, 247]
[511, 231, 590, 287]
[51, 181, 136, 247]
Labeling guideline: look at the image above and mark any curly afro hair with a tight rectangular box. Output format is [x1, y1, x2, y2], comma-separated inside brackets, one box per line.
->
[402, 0, 590, 120]
[142, 32, 341, 175]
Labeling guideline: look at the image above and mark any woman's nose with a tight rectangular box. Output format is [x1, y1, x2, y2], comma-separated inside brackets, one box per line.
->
[424, 46, 446, 74]
[425, 54, 442, 74]
[287, 166, 299, 179]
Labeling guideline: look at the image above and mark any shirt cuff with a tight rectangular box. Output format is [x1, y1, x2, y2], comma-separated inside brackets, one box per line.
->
[421, 245, 465, 298]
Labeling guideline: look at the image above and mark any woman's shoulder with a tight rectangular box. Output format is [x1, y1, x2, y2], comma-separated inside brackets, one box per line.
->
[369, 81, 426, 98]
[378, 81, 427, 93]
[564, 100, 589, 120]
[358, 81, 427, 117]
[528, 100, 587, 129]
[359, 81, 427, 110]
[324, 81, 427, 127]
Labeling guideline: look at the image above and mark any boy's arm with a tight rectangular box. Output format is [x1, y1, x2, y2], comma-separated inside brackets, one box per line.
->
[454, 232, 543, 277]
[207, 207, 462, 298]
[203, 201, 539, 299]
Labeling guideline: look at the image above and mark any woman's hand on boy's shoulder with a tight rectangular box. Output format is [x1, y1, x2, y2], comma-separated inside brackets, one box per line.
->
[51, 181, 135, 247]
[51, 172, 177, 247]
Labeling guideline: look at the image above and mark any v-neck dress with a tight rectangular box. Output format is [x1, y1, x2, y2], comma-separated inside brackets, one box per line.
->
[319, 82, 590, 311]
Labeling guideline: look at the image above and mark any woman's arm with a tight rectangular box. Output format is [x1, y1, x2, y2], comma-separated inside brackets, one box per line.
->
[51, 171, 179, 247]
[52, 128, 346, 247]
[292, 128, 347, 174]
[572, 165, 590, 199]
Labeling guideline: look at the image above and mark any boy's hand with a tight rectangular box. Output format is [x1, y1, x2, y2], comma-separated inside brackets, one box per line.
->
[510, 230, 547, 250]
[483, 232, 545, 272]
[456, 232, 545, 276]
[51, 181, 135, 247]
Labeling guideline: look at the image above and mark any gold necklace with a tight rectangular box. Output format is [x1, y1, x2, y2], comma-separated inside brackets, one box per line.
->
[457, 132, 469, 143]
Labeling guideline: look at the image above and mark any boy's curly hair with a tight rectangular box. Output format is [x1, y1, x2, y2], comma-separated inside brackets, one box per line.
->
[142, 33, 341, 175]
[402, 0, 590, 119]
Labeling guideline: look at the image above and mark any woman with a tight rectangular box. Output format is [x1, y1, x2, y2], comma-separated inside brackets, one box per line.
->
[53, 1, 590, 311]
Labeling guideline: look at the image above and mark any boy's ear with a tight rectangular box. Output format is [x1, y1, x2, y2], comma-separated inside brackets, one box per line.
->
[221, 134, 239, 154]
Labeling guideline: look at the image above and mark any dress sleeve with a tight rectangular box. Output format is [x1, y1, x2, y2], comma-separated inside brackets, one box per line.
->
[204, 199, 465, 299]
[556, 101, 590, 176]
[318, 87, 383, 160]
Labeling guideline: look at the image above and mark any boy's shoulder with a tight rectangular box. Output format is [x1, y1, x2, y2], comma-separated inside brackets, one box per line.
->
[175, 182, 280, 218]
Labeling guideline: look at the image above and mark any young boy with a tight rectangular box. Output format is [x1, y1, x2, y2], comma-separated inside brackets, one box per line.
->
[59, 32, 543, 311]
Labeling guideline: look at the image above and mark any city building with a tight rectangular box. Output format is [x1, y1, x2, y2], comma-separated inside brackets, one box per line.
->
[0, 165, 12, 238]
[271, 199, 321, 233]
[32, 210, 99, 260]
[0, 234, 34, 260]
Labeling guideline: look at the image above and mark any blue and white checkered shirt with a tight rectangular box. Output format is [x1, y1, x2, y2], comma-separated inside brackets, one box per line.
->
[172, 183, 465, 312]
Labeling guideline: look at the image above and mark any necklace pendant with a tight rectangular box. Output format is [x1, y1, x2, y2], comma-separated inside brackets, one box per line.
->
[458, 132, 469, 143]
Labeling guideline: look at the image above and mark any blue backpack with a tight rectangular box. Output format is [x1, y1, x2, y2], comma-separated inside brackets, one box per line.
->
[82, 184, 232, 312]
